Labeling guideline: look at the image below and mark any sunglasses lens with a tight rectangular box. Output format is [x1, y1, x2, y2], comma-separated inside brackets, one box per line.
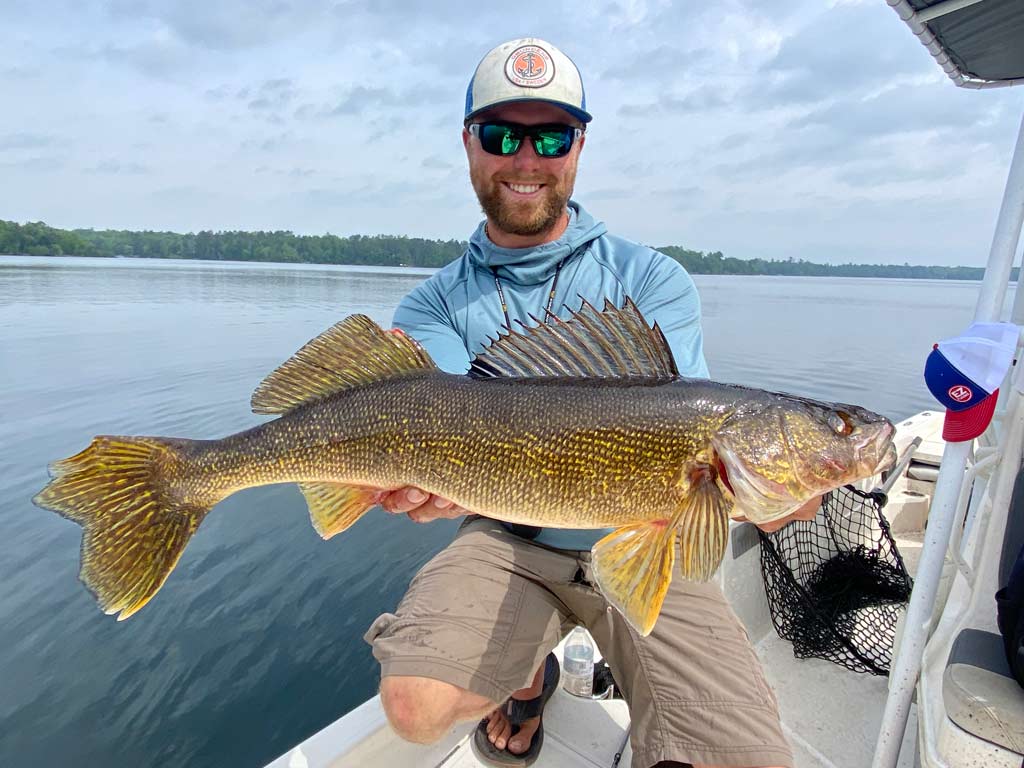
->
[474, 122, 576, 157]
[479, 123, 521, 156]
[534, 127, 573, 157]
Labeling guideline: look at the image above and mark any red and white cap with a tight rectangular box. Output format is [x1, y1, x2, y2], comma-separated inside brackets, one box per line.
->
[924, 321, 1018, 441]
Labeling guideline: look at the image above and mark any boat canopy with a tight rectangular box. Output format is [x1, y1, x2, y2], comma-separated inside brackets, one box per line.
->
[890, 0, 1024, 87]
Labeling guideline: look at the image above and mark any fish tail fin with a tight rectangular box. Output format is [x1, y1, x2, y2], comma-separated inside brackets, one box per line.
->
[676, 466, 730, 583]
[591, 521, 676, 636]
[33, 435, 212, 620]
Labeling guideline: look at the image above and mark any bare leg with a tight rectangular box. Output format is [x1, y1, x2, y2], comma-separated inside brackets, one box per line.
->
[380, 675, 497, 744]
[481, 660, 545, 753]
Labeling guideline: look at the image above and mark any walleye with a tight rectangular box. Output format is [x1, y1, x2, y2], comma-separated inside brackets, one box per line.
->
[34, 299, 895, 635]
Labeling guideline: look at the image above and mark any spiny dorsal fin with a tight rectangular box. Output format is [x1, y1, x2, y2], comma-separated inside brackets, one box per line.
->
[469, 297, 678, 380]
[252, 316, 436, 415]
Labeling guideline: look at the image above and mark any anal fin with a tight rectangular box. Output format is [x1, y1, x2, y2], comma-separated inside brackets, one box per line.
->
[591, 521, 675, 637]
[298, 482, 384, 539]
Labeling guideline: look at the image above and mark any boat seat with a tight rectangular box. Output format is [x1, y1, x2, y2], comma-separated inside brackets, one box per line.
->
[943, 628, 1024, 753]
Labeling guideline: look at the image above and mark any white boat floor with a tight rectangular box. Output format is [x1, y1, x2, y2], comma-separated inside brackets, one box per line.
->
[755, 632, 918, 768]
[439, 689, 633, 768]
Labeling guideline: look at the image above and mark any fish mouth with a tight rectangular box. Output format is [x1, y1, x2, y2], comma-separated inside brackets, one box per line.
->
[855, 421, 897, 476]
[873, 443, 897, 474]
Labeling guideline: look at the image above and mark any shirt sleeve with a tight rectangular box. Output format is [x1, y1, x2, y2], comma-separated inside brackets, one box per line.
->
[633, 253, 710, 378]
[392, 279, 472, 374]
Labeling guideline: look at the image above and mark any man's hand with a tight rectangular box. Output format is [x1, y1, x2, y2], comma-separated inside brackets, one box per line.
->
[380, 486, 466, 523]
[733, 495, 824, 533]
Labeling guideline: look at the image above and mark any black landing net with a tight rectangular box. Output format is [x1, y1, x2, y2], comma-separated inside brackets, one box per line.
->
[758, 486, 913, 676]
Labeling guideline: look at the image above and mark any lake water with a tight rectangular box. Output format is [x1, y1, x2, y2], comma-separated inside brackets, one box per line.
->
[0, 256, 998, 767]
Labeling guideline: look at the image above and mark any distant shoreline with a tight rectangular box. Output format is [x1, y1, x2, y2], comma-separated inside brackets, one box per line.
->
[1, 219, 1001, 281]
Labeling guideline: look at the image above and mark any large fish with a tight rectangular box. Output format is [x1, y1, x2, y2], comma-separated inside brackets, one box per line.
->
[34, 299, 895, 635]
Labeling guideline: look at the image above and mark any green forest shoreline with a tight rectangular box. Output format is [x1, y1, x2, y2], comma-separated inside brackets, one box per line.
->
[1, 219, 997, 280]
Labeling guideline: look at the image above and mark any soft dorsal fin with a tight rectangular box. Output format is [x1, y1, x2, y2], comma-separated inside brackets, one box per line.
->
[252, 316, 436, 415]
[469, 298, 679, 380]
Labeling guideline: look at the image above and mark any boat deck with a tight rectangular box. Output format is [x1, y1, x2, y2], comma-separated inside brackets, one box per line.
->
[270, 627, 919, 768]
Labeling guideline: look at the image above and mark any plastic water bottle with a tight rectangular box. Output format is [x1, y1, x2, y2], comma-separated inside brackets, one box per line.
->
[562, 626, 594, 697]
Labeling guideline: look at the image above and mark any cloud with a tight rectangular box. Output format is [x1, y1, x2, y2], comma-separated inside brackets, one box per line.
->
[618, 84, 733, 118]
[748, 2, 929, 107]
[0, 133, 58, 151]
[87, 160, 151, 175]
[583, 187, 632, 201]
[241, 132, 299, 153]
[791, 81, 997, 141]
[421, 155, 454, 170]
[204, 85, 235, 101]
[600, 45, 715, 83]
[304, 175, 464, 210]
[91, 38, 195, 80]
[0, 156, 66, 171]
[255, 166, 316, 178]
[297, 84, 450, 120]
[150, 184, 204, 202]
[247, 79, 299, 121]
[1, 65, 39, 79]
[103, 0, 338, 52]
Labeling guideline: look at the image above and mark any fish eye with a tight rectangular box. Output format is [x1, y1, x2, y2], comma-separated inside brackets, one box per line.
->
[829, 412, 853, 435]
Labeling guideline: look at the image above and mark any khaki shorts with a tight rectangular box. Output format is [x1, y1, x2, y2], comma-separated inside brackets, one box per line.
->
[365, 517, 793, 768]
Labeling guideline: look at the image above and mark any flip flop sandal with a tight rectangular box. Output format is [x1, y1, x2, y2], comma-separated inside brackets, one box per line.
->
[471, 653, 560, 767]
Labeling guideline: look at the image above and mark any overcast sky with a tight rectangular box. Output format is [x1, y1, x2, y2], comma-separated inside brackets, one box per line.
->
[2, 0, 1022, 266]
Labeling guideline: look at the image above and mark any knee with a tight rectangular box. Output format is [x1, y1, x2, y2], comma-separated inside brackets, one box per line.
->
[380, 676, 475, 744]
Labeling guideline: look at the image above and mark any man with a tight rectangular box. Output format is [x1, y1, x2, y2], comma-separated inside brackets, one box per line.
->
[364, 38, 814, 768]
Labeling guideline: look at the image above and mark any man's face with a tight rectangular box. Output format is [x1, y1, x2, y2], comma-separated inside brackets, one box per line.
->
[463, 102, 585, 243]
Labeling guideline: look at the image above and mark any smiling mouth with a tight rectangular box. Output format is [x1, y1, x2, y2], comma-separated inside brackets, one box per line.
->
[502, 181, 544, 195]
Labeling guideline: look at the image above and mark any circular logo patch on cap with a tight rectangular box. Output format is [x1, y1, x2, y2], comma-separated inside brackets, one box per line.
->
[505, 45, 555, 88]
[949, 384, 973, 403]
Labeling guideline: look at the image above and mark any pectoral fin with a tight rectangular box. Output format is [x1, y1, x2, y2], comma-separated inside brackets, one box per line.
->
[591, 521, 675, 637]
[675, 465, 731, 583]
[298, 482, 384, 539]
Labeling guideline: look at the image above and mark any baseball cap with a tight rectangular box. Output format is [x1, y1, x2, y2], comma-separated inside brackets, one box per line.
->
[924, 321, 1019, 441]
[465, 38, 592, 124]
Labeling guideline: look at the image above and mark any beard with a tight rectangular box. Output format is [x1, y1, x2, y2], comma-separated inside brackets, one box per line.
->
[470, 165, 576, 238]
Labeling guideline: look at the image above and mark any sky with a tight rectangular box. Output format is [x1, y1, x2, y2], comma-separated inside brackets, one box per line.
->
[2, 0, 1022, 266]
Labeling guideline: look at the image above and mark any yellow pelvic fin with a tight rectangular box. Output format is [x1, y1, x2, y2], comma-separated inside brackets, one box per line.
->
[299, 482, 383, 539]
[252, 317, 437, 415]
[32, 436, 211, 621]
[591, 521, 676, 637]
[675, 464, 731, 583]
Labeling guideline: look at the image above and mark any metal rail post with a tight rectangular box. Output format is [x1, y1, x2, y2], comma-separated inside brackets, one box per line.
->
[871, 107, 1024, 768]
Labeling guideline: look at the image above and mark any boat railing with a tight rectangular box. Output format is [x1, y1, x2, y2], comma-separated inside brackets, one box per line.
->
[950, 449, 999, 584]
[870, 10, 1024, 756]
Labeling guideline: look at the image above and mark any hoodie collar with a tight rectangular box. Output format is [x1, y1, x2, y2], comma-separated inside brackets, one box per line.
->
[466, 200, 607, 285]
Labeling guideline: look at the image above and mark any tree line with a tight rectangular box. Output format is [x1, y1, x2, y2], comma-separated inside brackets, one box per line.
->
[0, 219, 996, 280]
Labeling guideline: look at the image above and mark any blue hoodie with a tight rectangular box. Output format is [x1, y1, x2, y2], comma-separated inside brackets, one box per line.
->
[393, 200, 709, 550]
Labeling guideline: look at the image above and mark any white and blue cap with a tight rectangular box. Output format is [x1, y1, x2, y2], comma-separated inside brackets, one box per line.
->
[465, 38, 592, 124]
[924, 321, 1018, 441]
